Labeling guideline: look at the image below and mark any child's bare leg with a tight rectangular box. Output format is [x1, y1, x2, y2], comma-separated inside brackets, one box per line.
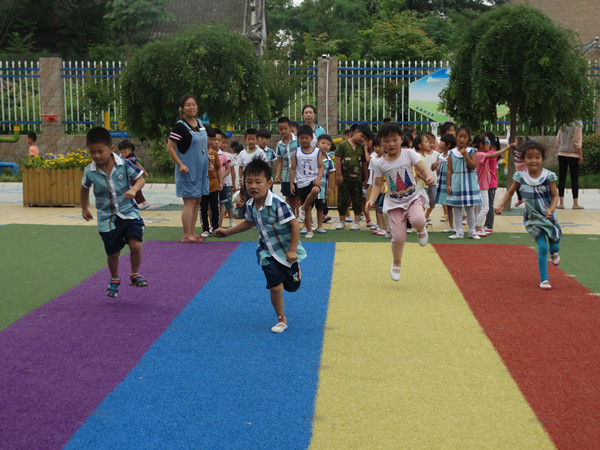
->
[301, 186, 320, 211]
[107, 252, 120, 278]
[447, 206, 454, 228]
[362, 198, 371, 223]
[376, 211, 386, 230]
[128, 238, 143, 275]
[305, 205, 314, 232]
[442, 204, 448, 218]
[388, 210, 407, 266]
[316, 207, 324, 229]
[425, 207, 433, 220]
[270, 283, 286, 324]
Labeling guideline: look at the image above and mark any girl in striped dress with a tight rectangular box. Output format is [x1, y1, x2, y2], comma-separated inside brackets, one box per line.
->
[432, 133, 456, 233]
[446, 126, 482, 239]
[495, 141, 561, 290]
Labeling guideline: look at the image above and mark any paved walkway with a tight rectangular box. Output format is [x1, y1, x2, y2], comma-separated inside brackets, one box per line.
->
[2, 182, 600, 235]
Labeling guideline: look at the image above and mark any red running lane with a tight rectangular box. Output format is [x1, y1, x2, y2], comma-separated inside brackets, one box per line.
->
[433, 243, 600, 449]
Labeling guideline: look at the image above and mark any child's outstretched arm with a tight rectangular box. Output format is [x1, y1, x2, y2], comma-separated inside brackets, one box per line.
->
[289, 156, 297, 195]
[214, 219, 254, 237]
[494, 181, 520, 214]
[125, 175, 145, 200]
[485, 143, 516, 159]
[286, 218, 300, 263]
[365, 176, 383, 211]
[546, 181, 559, 219]
[80, 186, 93, 221]
[414, 161, 434, 186]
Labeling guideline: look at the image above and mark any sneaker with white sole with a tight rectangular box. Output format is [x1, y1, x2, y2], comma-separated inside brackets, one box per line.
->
[300, 227, 308, 234]
[384, 231, 392, 238]
[298, 209, 305, 222]
[345, 217, 354, 223]
[349, 222, 361, 231]
[305, 231, 314, 239]
[442, 228, 456, 233]
[551, 253, 561, 266]
[468, 233, 481, 240]
[390, 263, 401, 281]
[201, 231, 210, 238]
[316, 228, 327, 234]
[366, 221, 377, 229]
[335, 222, 345, 230]
[448, 233, 464, 239]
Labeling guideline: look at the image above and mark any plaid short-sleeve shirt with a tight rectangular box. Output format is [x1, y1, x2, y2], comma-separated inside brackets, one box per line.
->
[82, 153, 143, 232]
[245, 190, 307, 267]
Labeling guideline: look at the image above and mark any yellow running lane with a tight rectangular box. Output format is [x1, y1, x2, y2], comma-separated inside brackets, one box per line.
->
[310, 242, 554, 449]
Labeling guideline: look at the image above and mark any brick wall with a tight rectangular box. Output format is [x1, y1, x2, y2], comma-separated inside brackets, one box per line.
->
[509, 0, 598, 43]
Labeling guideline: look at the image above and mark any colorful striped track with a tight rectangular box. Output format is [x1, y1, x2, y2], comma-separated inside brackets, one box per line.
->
[1, 241, 599, 449]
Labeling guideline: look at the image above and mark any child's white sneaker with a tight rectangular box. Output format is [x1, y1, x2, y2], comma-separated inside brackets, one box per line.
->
[298, 209, 305, 222]
[551, 253, 561, 266]
[305, 231, 314, 239]
[366, 221, 377, 229]
[468, 233, 481, 240]
[417, 229, 428, 246]
[384, 231, 392, 238]
[448, 233, 464, 239]
[390, 262, 401, 281]
[271, 321, 288, 333]
[201, 231, 210, 238]
[442, 228, 456, 233]
[349, 222, 361, 231]
[316, 228, 327, 234]
[335, 222, 345, 230]
[229, 219, 235, 228]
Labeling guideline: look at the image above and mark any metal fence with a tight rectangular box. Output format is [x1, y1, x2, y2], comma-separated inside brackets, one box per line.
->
[62, 61, 123, 134]
[0, 61, 41, 133]
[1, 58, 598, 136]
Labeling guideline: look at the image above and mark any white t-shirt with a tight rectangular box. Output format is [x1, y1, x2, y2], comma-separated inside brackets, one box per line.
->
[373, 148, 423, 212]
[237, 148, 269, 170]
[367, 152, 381, 187]
[294, 146, 321, 188]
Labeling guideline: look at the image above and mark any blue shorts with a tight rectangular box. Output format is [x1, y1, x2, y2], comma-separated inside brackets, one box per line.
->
[376, 193, 385, 214]
[261, 258, 301, 292]
[281, 181, 295, 199]
[100, 217, 145, 256]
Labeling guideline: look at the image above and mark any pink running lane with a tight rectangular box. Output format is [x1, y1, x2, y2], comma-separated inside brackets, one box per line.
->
[0, 240, 238, 450]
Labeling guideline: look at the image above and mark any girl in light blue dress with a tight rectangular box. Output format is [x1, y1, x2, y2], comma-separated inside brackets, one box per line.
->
[495, 141, 561, 290]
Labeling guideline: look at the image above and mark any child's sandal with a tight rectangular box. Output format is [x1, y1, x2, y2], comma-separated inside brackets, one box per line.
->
[106, 278, 121, 297]
[129, 273, 148, 287]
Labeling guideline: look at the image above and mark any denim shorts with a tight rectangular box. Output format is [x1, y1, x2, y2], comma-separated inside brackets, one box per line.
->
[261, 257, 301, 292]
[100, 217, 145, 256]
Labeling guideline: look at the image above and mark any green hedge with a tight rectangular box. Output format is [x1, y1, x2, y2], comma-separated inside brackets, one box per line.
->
[582, 134, 600, 175]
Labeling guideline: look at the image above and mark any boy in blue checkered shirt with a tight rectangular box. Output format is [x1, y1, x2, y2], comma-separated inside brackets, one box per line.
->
[214, 158, 306, 334]
[81, 127, 148, 298]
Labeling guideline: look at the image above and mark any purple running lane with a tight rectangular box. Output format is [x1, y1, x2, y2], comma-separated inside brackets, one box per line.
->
[0, 240, 239, 450]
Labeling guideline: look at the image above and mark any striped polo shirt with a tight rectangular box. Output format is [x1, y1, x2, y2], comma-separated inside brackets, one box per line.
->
[82, 153, 143, 232]
[245, 190, 307, 267]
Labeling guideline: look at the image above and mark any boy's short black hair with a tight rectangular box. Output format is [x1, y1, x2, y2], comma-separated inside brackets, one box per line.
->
[117, 139, 135, 151]
[297, 125, 313, 138]
[86, 126, 112, 147]
[205, 125, 216, 138]
[245, 128, 258, 138]
[378, 122, 403, 139]
[372, 135, 380, 147]
[27, 131, 37, 141]
[317, 134, 336, 152]
[257, 128, 271, 139]
[277, 117, 291, 125]
[289, 122, 299, 129]
[244, 157, 272, 181]
[355, 124, 372, 139]
[213, 127, 223, 137]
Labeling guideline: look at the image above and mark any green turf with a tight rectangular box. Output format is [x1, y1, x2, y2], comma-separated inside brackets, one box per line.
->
[1, 224, 598, 331]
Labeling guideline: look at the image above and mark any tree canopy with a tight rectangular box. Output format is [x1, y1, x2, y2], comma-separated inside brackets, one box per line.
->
[441, 3, 592, 140]
[120, 25, 271, 139]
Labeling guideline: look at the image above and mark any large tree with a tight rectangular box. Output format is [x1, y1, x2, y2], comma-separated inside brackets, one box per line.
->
[441, 4, 591, 141]
[120, 25, 271, 139]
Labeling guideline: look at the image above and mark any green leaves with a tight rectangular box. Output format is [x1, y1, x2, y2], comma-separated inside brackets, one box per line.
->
[121, 25, 272, 139]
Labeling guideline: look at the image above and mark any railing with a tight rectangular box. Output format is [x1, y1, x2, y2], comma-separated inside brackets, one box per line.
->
[62, 61, 123, 134]
[1, 58, 598, 136]
[0, 61, 41, 134]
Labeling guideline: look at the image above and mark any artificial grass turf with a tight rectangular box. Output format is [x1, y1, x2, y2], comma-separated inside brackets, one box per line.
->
[1, 224, 599, 332]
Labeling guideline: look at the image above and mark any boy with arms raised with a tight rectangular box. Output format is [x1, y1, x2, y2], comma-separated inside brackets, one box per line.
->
[214, 159, 306, 334]
[81, 127, 148, 298]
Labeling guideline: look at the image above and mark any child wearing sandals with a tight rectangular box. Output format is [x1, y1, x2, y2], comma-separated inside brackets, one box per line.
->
[214, 158, 306, 333]
[366, 123, 434, 281]
[495, 140, 561, 290]
[81, 127, 148, 298]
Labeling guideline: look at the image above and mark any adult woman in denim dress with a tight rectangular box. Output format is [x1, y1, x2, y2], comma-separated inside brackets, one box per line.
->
[167, 94, 210, 242]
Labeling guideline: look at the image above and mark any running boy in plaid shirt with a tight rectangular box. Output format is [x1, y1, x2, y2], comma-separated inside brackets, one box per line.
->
[214, 158, 306, 334]
[81, 127, 148, 298]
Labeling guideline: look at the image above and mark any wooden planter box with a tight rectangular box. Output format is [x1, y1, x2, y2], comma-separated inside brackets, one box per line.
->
[22, 168, 84, 206]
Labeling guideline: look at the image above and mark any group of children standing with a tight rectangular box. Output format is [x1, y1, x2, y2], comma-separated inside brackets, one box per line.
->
[80, 111, 563, 335]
